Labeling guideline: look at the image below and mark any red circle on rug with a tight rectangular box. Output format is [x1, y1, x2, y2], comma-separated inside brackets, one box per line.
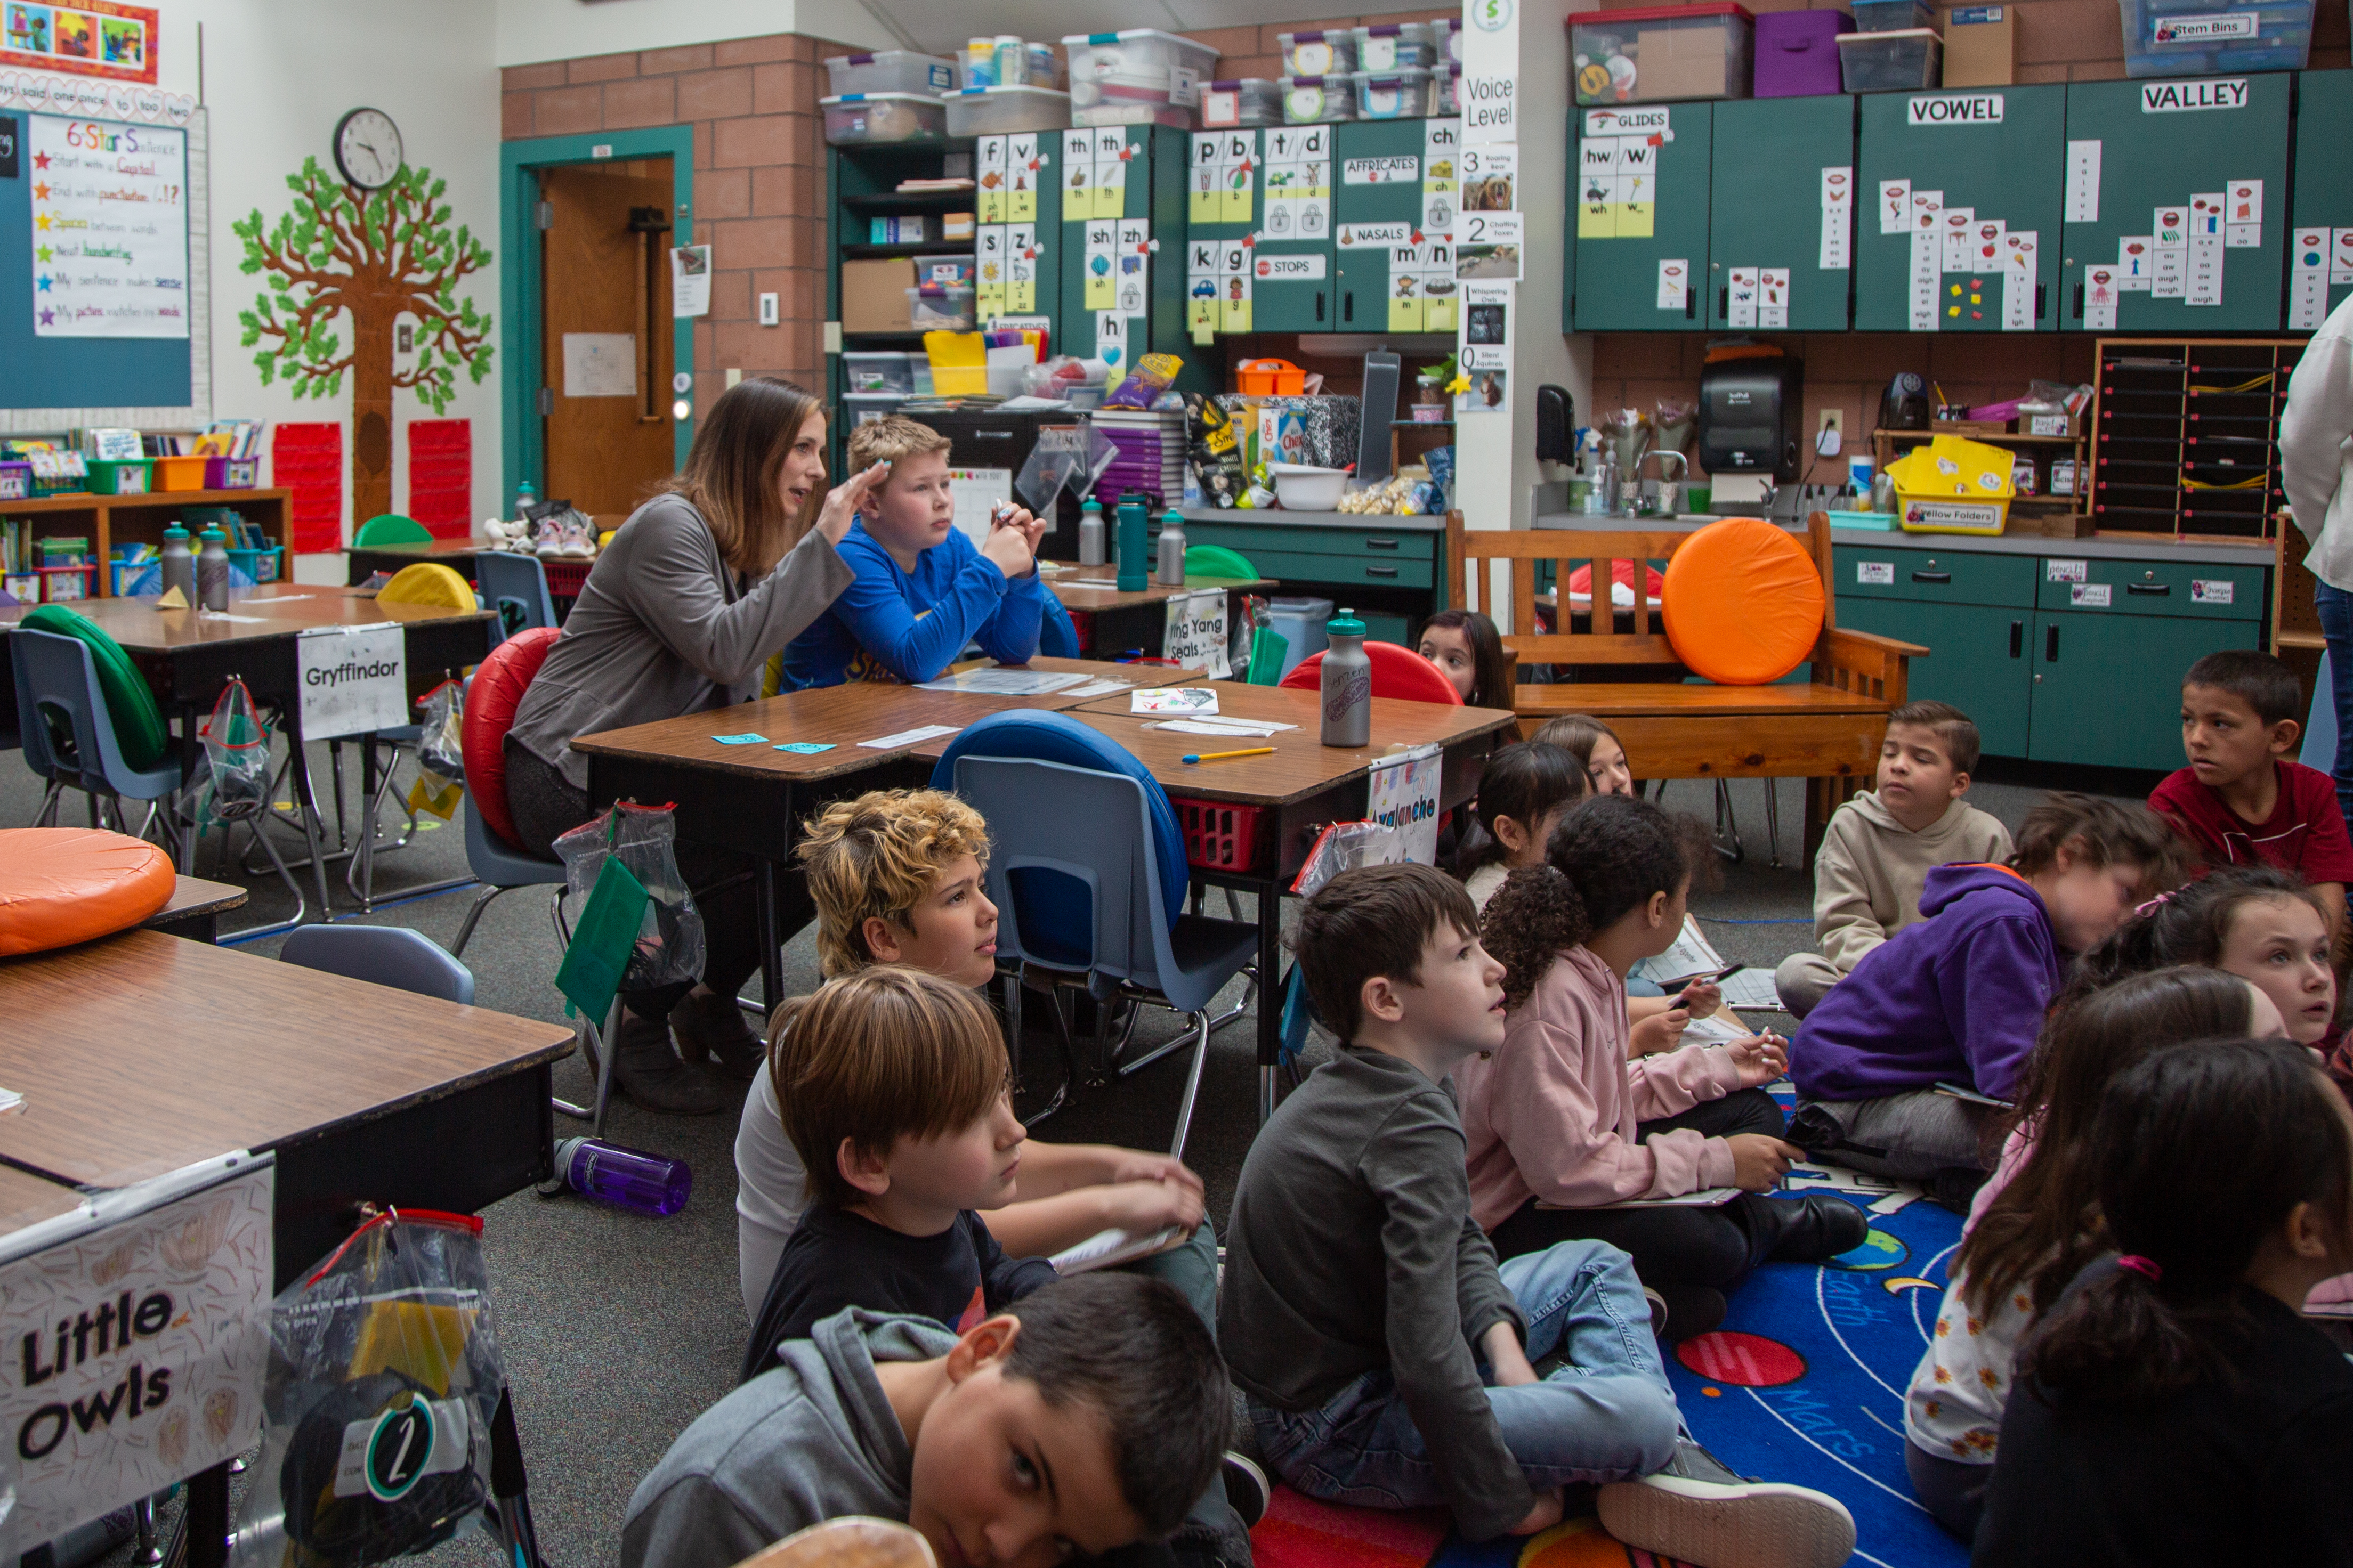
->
[1675, 1331, 1807, 1387]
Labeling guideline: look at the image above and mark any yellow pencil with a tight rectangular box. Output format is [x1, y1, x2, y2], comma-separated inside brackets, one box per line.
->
[1181, 746, 1276, 763]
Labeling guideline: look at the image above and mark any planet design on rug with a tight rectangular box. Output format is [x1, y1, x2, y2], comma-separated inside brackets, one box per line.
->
[1823, 1227, 1907, 1271]
[1883, 1275, 1943, 1295]
[1672, 1331, 1806, 1388]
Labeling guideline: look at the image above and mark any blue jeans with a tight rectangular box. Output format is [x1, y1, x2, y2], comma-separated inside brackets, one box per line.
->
[1249, 1241, 1681, 1510]
[2315, 582, 2353, 826]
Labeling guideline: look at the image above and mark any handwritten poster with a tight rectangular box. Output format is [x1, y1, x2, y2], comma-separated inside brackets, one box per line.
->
[29, 111, 188, 338]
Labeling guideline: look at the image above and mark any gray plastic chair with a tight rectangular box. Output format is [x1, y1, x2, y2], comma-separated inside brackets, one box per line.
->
[450, 791, 570, 960]
[280, 922, 476, 1005]
[478, 552, 560, 638]
[12, 628, 186, 854]
[949, 754, 1258, 1161]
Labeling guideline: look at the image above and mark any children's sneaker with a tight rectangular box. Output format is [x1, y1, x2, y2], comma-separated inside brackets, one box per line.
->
[1597, 1438, 1855, 1568]
[533, 517, 564, 558]
[1220, 1452, 1270, 1529]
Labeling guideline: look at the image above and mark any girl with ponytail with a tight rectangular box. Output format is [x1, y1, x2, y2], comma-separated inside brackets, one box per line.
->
[1975, 1035, 2353, 1562]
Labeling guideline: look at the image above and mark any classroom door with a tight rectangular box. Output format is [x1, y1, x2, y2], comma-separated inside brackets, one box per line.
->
[540, 159, 676, 521]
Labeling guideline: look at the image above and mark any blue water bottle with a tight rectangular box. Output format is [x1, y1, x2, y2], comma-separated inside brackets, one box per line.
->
[1114, 492, 1149, 592]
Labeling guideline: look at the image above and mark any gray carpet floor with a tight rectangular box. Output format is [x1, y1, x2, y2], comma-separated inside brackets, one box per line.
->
[2, 739, 2152, 1568]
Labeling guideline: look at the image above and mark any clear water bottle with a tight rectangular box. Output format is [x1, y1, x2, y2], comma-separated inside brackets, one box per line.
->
[159, 524, 196, 605]
[555, 1136, 691, 1216]
[514, 478, 537, 523]
[1155, 508, 1187, 587]
[1320, 608, 1371, 748]
[1078, 496, 1106, 566]
[1114, 493, 1149, 592]
[196, 525, 230, 611]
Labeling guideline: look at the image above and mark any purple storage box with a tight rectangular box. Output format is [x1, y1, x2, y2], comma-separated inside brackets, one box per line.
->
[1754, 10, 1851, 95]
[0, 460, 29, 502]
[204, 456, 258, 489]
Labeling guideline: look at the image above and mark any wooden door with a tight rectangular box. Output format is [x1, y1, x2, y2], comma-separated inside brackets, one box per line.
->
[540, 160, 676, 518]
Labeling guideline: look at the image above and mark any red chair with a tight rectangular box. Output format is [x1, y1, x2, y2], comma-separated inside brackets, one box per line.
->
[1279, 641, 1465, 705]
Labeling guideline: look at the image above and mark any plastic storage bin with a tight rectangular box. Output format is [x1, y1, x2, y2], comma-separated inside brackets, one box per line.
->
[843, 352, 916, 393]
[1172, 797, 1267, 872]
[1282, 75, 1359, 123]
[1063, 29, 1218, 111]
[844, 392, 912, 426]
[945, 84, 1071, 135]
[906, 285, 977, 331]
[86, 459, 151, 495]
[826, 51, 959, 95]
[2116, 0, 2315, 75]
[1201, 79, 1282, 127]
[1353, 23, 1437, 70]
[911, 254, 976, 288]
[821, 93, 950, 145]
[1850, 0, 1936, 30]
[1354, 68, 1433, 118]
[204, 456, 259, 489]
[1571, 3, 1754, 105]
[1277, 29, 1356, 75]
[1754, 9, 1851, 94]
[226, 546, 282, 584]
[1265, 595, 1336, 678]
[1838, 28, 1942, 90]
[1437, 62, 1462, 114]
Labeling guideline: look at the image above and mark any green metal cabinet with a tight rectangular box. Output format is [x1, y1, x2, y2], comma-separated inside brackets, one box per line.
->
[1855, 84, 2068, 332]
[1572, 102, 1711, 330]
[1057, 126, 1192, 376]
[1835, 543, 2037, 756]
[1254, 124, 1340, 331]
[2060, 75, 2290, 331]
[1705, 97, 1856, 332]
[1335, 120, 1429, 333]
[1148, 514, 1442, 644]
[2027, 611, 2258, 768]
[2292, 70, 2353, 323]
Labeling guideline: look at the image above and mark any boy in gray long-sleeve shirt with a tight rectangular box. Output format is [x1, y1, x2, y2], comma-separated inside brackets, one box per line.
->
[1221, 865, 1855, 1566]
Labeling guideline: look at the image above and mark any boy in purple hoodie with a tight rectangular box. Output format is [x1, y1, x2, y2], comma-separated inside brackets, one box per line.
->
[1791, 794, 2184, 1196]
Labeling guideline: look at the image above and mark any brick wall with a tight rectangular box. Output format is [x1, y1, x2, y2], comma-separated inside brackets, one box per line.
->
[502, 35, 852, 418]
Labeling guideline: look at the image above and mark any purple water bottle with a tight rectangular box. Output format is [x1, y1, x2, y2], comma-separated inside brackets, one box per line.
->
[555, 1136, 692, 1216]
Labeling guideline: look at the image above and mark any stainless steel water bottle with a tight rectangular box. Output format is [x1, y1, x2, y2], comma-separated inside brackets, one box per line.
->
[1319, 608, 1371, 747]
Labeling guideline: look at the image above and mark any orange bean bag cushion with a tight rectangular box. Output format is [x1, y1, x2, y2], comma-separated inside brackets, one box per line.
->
[1660, 518, 1826, 686]
[0, 828, 176, 955]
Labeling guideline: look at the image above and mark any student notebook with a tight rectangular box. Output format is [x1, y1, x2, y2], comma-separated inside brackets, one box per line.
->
[1535, 1188, 1741, 1212]
[1049, 1223, 1187, 1274]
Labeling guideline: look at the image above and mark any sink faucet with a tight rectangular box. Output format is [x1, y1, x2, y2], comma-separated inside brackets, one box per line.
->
[1635, 451, 1687, 517]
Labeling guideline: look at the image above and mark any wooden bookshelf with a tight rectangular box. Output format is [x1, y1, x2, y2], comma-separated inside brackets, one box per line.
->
[2, 489, 292, 597]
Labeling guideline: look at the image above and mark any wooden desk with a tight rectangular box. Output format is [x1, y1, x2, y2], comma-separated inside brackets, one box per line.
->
[141, 876, 248, 944]
[345, 535, 490, 586]
[0, 928, 573, 1568]
[1044, 571, 1273, 659]
[569, 659, 1195, 1005]
[0, 1164, 82, 1236]
[916, 683, 1519, 1111]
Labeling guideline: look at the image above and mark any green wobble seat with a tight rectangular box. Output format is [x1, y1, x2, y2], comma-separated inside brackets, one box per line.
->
[355, 513, 434, 546]
[1184, 544, 1257, 580]
[21, 604, 171, 771]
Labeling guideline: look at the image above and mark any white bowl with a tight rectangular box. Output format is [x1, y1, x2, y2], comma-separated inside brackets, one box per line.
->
[1269, 463, 1348, 511]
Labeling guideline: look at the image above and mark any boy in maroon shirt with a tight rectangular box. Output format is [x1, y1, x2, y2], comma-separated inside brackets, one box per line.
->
[2149, 650, 2353, 949]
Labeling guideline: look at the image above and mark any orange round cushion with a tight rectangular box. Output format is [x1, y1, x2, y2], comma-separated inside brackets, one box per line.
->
[464, 625, 562, 850]
[0, 828, 176, 955]
[1660, 518, 1826, 685]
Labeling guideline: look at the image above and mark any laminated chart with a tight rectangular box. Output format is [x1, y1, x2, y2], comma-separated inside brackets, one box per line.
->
[29, 112, 189, 338]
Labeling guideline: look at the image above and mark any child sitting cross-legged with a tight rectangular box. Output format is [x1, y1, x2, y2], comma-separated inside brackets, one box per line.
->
[736, 789, 1209, 1329]
[621, 1271, 1230, 1568]
[1974, 1035, 2353, 1562]
[2150, 649, 2353, 944]
[1773, 701, 2012, 1020]
[1461, 796, 1869, 1340]
[1790, 793, 2183, 1203]
[1452, 741, 1591, 913]
[780, 415, 1050, 689]
[1222, 863, 1856, 1567]
[1899, 966, 2282, 1543]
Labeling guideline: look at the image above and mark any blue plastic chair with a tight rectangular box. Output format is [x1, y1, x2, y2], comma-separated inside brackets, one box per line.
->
[280, 922, 476, 1005]
[1038, 592, 1082, 659]
[478, 551, 560, 639]
[934, 712, 1256, 1159]
[449, 791, 570, 960]
[12, 628, 185, 855]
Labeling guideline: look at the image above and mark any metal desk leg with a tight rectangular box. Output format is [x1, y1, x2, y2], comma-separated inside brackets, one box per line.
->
[285, 726, 335, 921]
[756, 860, 782, 1014]
[167, 1460, 230, 1568]
[175, 702, 199, 873]
[1256, 876, 1281, 1125]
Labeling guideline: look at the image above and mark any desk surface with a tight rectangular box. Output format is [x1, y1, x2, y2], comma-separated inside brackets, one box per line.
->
[3, 587, 491, 652]
[0, 929, 575, 1189]
[915, 682, 1519, 806]
[1042, 572, 1272, 612]
[148, 876, 248, 924]
[571, 659, 1195, 783]
[0, 1165, 82, 1237]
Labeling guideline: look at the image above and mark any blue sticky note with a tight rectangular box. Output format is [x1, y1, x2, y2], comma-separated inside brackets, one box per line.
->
[714, 733, 769, 745]
[775, 741, 837, 754]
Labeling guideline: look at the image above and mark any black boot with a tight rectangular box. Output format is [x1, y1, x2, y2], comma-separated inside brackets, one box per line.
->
[613, 1009, 729, 1115]
[670, 989, 766, 1082]
[1761, 1194, 1872, 1264]
[1654, 1286, 1726, 1340]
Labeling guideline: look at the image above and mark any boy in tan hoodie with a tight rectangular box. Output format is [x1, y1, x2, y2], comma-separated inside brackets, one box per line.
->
[1774, 701, 2013, 1019]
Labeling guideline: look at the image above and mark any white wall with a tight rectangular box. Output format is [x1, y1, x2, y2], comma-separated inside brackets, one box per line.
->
[494, 0, 896, 66]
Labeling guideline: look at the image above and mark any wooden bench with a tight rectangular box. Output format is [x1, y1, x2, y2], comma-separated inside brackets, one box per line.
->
[1445, 510, 1926, 863]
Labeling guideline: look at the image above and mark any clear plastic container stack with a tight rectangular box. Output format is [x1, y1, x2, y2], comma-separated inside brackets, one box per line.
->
[824, 51, 959, 95]
[944, 84, 1071, 135]
[1201, 78, 1283, 128]
[1353, 23, 1438, 70]
[1354, 67, 1434, 118]
[1282, 75, 1360, 124]
[821, 93, 950, 144]
[1064, 29, 1220, 126]
[1277, 29, 1357, 75]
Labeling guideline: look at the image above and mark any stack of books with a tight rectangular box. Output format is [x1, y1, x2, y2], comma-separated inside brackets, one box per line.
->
[1090, 408, 1186, 506]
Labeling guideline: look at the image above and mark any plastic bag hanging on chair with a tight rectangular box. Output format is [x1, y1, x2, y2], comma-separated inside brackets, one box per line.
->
[405, 680, 465, 822]
[551, 802, 705, 992]
[228, 1209, 507, 1568]
[200, 677, 273, 825]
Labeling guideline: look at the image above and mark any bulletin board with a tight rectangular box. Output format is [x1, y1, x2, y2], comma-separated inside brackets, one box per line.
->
[0, 104, 208, 430]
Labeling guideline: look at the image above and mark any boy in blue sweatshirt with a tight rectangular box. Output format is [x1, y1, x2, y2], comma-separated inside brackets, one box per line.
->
[1791, 794, 2182, 1192]
[781, 416, 1049, 688]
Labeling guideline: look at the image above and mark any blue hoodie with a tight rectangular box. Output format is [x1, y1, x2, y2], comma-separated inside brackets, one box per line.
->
[1792, 863, 2057, 1103]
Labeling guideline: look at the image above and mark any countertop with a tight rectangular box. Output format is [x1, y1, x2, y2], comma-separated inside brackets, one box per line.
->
[1529, 512, 2275, 567]
[1174, 507, 1446, 532]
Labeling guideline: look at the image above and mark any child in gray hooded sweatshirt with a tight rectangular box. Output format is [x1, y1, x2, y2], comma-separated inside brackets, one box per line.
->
[1776, 702, 2012, 1019]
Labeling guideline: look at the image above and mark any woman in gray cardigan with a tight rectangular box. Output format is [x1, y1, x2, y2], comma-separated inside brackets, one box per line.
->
[506, 377, 883, 1114]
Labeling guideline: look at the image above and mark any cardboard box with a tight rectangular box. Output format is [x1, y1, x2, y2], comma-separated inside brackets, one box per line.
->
[1637, 24, 1737, 100]
[842, 258, 917, 332]
[1942, 4, 2015, 86]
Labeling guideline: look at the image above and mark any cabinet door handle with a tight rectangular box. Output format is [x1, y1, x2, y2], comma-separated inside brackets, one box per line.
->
[1685, 286, 1697, 321]
[2046, 623, 2060, 662]
[1343, 291, 1354, 323]
[2010, 620, 2023, 658]
[1911, 569, 1951, 583]
[1365, 565, 1399, 579]
[2126, 581, 2172, 596]
[1365, 538, 1401, 550]
[1719, 287, 1729, 320]
[1315, 291, 1325, 323]
[2072, 282, 2084, 320]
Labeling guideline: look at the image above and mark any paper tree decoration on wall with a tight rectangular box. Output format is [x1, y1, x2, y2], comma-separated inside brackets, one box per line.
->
[234, 158, 493, 529]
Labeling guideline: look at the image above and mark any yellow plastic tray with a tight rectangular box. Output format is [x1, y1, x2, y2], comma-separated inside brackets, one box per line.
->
[1888, 433, 2014, 535]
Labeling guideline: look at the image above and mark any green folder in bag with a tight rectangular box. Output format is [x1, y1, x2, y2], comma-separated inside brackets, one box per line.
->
[1246, 625, 1290, 686]
[555, 854, 652, 1023]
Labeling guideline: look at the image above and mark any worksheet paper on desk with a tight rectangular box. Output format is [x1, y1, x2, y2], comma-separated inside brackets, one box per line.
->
[1062, 678, 1131, 698]
[1152, 718, 1296, 737]
[915, 669, 1089, 695]
[1133, 687, 1218, 714]
[1720, 968, 1785, 1011]
[859, 724, 961, 749]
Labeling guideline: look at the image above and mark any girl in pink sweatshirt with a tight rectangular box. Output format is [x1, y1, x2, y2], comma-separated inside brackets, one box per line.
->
[1455, 795, 1870, 1338]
